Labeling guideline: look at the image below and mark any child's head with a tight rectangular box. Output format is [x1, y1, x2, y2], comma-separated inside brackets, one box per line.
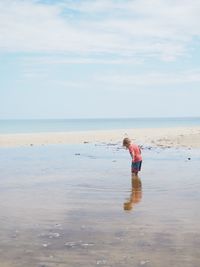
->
[124, 201, 133, 211]
[123, 137, 131, 148]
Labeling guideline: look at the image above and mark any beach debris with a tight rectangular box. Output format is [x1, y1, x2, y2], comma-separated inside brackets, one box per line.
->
[64, 241, 76, 248]
[38, 232, 61, 239]
[53, 223, 62, 230]
[42, 243, 50, 248]
[11, 230, 19, 238]
[30, 144, 34, 146]
[75, 153, 81, 156]
[48, 232, 61, 238]
[96, 259, 107, 265]
[107, 143, 117, 146]
[87, 155, 97, 159]
[187, 157, 191, 160]
[83, 141, 89, 144]
[64, 240, 94, 249]
[116, 146, 123, 150]
[38, 233, 46, 238]
[81, 242, 94, 248]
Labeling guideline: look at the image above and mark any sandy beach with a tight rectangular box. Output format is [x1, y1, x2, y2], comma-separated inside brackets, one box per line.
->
[1, 123, 200, 267]
[0, 125, 200, 267]
[0, 126, 200, 148]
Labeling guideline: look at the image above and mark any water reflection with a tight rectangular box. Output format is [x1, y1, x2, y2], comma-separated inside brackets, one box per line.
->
[124, 175, 142, 211]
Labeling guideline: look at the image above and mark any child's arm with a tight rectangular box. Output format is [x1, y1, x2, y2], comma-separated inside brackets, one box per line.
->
[129, 151, 134, 160]
[128, 145, 135, 161]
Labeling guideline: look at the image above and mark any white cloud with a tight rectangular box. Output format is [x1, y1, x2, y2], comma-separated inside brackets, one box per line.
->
[95, 69, 200, 88]
[22, 55, 144, 65]
[0, 0, 200, 61]
[24, 68, 200, 91]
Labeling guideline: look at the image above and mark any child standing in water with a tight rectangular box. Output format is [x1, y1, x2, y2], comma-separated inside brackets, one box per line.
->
[123, 138, 142, 176]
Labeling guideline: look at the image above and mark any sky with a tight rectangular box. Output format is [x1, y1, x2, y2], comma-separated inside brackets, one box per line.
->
[0, 0, 200, 119]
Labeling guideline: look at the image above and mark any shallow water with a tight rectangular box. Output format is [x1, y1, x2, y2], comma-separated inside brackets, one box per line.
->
[0, 144, 200, 267]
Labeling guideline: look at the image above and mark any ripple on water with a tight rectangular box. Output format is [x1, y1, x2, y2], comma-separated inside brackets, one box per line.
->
[0, 145, 200, 267]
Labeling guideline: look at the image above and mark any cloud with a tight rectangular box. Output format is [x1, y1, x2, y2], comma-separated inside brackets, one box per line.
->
[21, 55, 144, 65]
[0, 0, 200, 61]
[95, 69, 200, 88]
[23, 67, 200, 91]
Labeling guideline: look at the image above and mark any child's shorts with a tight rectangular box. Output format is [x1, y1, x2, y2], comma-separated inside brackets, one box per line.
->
[131, 161, 142, 173]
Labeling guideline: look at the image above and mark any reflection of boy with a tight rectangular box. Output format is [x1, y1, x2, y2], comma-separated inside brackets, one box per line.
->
[124, 176, 142, 211]
[123, 138, 142, 175]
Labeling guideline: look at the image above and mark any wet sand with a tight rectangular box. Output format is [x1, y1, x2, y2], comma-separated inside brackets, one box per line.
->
[0, 126, 200, 148]
[0, 143, 200, 267]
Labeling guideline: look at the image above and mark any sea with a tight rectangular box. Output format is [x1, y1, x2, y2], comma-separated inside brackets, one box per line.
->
[1, 143, 200, 266]
[0, 117, 200, 134]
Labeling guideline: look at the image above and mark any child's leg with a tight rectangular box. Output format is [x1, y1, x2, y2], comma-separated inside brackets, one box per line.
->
[131, 161, 142, 175]
[131, 162, 139, 175]
[132, 172, 138, 178]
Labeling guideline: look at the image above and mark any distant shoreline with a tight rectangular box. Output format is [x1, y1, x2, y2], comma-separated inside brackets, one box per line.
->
[0, 126, 200, 148]
[0, 117, 200, 134]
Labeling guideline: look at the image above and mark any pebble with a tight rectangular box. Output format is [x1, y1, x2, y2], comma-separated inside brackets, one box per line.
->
[64, 242, 76, 248]
[107, 143, 117, 146]
[81, 243, 94, 248]
[11, 234, 17, 238]
[49, 232, 60, 238]
[64, 240, 94, 248]
[140, 260, 150, 265]
[96, 259, 107, 265]
[38, 232, 61, 238]
[54, 223, 62, 229]
[42, 243, 50, 248]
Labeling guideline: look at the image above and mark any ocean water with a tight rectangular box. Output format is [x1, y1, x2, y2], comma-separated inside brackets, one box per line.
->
[0, 144, 200, 267]
[0, 117, 200, 134]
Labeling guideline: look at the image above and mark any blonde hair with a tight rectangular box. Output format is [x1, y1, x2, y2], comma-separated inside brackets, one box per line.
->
[123, 137, 131, 146]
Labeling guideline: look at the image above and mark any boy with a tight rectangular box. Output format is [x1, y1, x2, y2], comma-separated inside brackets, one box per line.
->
[123, 138, 142, 176]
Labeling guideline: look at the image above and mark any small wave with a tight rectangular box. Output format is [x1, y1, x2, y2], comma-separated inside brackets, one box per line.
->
[66, 183, 130, 193]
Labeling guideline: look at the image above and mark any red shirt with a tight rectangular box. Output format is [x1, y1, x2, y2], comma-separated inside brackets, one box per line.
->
[128, 143, 142, 162]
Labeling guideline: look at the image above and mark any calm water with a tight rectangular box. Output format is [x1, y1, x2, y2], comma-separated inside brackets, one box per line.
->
[0, 144, 200, 267]
[0, 117, 200, 133]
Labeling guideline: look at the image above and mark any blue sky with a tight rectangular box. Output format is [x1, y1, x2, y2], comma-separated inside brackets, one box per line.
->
[0, 0, 200, 119]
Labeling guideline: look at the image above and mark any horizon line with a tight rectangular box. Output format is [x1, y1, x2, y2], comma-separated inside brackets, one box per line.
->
[0, 116, 200, 121]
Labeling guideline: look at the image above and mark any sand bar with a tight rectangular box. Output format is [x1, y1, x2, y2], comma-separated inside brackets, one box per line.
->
[0, 126, 200, 148]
